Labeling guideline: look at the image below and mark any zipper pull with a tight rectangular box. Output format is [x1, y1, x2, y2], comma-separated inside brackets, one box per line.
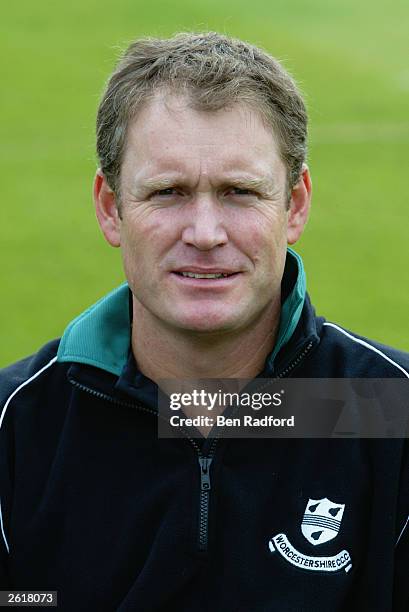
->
[198, 457, 213, 491]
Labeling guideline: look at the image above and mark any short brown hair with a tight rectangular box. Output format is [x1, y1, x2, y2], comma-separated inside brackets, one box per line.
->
[96, 32, 308, 201]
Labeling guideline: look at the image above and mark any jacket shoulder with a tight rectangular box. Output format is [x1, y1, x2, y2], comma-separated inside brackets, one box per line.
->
[0, 339, 61, 407]
[320, 321, 409, 377]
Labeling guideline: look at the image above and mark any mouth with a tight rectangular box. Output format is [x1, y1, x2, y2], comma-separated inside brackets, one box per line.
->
[171, 270, 241, 287]
[173, 271, 238, 279]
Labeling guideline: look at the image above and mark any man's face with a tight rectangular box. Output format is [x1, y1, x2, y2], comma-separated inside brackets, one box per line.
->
[96, 93, 310, 335]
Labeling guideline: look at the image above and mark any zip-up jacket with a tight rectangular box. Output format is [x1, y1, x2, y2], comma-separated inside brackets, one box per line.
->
[1, 250, 409, 611]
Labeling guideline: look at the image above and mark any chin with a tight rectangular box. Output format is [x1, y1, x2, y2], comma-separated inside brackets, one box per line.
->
[166, 310, 243, 334]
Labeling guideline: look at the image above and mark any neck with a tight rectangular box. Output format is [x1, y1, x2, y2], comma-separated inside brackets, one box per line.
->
[131, 295, 282, 383]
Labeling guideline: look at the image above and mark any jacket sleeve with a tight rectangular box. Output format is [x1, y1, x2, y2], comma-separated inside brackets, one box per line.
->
[0, 344, 60, 589]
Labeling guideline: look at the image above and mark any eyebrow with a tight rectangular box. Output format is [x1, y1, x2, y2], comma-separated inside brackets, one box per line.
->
[222, 175, 275, 192]
[138, 176, 183, 192]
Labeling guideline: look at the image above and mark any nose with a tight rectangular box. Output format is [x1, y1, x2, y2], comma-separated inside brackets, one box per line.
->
[181, 195, 228, 250]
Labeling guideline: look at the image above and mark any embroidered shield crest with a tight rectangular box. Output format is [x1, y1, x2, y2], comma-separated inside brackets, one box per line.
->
[301, 498, 345, 546]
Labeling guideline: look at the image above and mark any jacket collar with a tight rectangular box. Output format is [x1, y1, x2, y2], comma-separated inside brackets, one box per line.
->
[57, 247, 307, 377]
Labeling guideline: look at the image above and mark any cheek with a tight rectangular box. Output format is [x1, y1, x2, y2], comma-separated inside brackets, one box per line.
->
[232, 216, 285, 265]
[119, 223, 150, 288]
[119, 215, 177, 280]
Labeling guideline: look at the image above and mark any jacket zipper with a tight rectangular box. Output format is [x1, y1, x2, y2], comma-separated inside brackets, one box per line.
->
[68, 339, 315, 554]
[198, 456, 213, 551]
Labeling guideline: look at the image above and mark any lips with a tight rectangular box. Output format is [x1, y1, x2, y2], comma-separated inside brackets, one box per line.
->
[171, 268, 241, 284]
[173, 268, 239, 276]
[175, 271, 236, 279]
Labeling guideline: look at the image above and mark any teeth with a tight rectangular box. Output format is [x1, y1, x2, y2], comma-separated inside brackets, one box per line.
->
[180, 272, 229, 279]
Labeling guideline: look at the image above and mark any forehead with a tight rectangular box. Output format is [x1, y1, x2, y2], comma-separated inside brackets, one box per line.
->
[122, 93, 283, 176]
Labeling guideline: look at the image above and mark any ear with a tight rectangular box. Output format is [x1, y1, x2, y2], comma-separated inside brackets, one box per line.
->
[93, 169, 121, 247]
[287, 164, 312, 245]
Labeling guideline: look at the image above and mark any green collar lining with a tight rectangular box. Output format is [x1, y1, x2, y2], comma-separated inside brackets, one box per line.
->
[57, 283, 130, 376]
[57, 247, 306, 376]
[267, 248, 306, 369]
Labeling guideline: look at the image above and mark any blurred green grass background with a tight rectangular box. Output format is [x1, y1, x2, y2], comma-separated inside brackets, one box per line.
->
[1, 0, 409, 366]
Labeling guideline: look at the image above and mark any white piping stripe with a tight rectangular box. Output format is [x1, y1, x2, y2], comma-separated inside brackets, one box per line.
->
[0, 355, 57, 555]
[323, 323, 409, 379]
[396, 515, 409, 547]
[0, 356, 58, 430]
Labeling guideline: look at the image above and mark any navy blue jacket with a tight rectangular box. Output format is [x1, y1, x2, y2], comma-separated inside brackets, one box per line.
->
[1, 250, 409, 611]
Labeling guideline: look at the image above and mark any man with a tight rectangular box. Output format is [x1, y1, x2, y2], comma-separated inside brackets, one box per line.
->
[0, 32, 408, 611]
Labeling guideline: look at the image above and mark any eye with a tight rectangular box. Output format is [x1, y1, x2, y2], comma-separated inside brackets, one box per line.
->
[232, 188, 253, 195]
[151, 188, 179, 197]
[225, 187, 257, 197]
